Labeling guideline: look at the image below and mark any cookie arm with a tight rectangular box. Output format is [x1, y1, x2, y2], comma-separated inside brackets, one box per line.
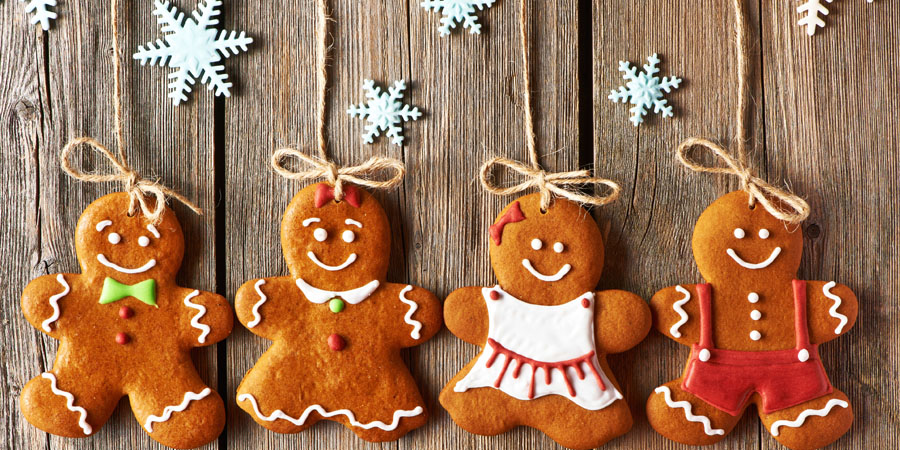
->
[179, 288, 233, 347]
[593, 290, 650, 354]
[649, 284, 701, 346]
[444, 286, 488, 347]
[388, 283, 443, 348]
[21, 273, 74, 339]
[234, 277, 294, 340]
[805, 281, 858, 345]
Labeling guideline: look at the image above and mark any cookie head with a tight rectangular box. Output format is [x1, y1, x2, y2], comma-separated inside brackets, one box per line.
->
[282, 183, 391, 290]
[489, 194, 605, 304]
[75, 192, 185, 282]
[692, 190, 803, 282]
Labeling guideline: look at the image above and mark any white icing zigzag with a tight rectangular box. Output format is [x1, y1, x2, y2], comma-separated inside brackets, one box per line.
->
[823, 281, 849, 335]
[398, 286, 422, 339]
[238, 393, 423, 431]
[670, 285, 691, 338]
[144, 388, 212, 433]
[770, 398, 849, 436]
[247, 279, 267, 328]
[183, 290, 210, 344]
[41, 274, 70, 332]
[42, 372, 92, 435]
[655, 386, 724, 436]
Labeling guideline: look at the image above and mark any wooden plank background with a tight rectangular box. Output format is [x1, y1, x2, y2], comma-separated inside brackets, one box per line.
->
[1, 0, 897, 449]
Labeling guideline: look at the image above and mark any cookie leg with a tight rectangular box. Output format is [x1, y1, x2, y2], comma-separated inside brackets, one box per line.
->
[20, 367, 119, 438]
[534, 397, 633, 450]
[760, 390, 853, 450]
[646, 379, 741, 445]
[235, 353, 320, 435]
[439, 382, 519, 437]
[342, 370, 428, 443]
[128, 367, 224, 449]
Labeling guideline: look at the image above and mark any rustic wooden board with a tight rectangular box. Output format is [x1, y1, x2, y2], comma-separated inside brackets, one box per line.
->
[2, 0, 898, 449]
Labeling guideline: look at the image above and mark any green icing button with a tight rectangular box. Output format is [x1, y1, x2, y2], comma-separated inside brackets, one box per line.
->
[329, 298, 345, 313]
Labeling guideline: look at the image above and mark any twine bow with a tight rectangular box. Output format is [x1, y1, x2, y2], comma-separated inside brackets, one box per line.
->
[271, 148, 405, 201]
[60, 138, 202, 224]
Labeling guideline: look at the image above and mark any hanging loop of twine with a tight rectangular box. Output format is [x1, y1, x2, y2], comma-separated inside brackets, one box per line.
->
[60, 138, 202, 224]
[271, 148, 405, 201]
[677, 137, 810, 224]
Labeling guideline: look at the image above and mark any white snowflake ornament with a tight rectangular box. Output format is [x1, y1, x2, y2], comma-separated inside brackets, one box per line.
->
[348, 80, 422, 147]
[134, 0, 253, 106]
[420, 0, 496, 36]
[608, 53, 682, 127]
[797, 0, 874, 36]
[17, 0, 57, 30]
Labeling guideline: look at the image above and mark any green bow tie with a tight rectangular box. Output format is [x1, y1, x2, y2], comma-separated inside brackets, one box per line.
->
[98, 277, 157, 307]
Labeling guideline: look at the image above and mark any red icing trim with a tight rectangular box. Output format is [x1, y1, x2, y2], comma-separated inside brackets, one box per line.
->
[484, 338, 605, 399]
[314, 184, 361, 208]
[489, 202, 526, 245]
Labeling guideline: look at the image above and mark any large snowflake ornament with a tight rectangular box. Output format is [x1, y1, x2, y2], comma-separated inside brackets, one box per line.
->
[420, 0, 496, 36]
[797, 0, 874, 36]
[134, 0, 253, 105]
[347, 80, 422, 147]
[17, 0, 57, 30]
[608, 53, 682, 127]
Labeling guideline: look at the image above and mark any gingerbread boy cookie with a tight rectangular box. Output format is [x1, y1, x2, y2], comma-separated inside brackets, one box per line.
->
[235, 182, 442, 442]
[647, 190, 858, 450]
[20, 192, 232, 449]
[440, 193, 651, 449]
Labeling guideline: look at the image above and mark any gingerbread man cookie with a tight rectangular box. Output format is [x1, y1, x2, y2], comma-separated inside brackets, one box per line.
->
[20, 193, 232, 449]
[647, 190, 858, 450]
[235, 182, 442, 442]
[440, 194, 651, 449]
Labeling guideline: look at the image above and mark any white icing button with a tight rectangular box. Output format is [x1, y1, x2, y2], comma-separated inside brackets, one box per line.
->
[531, 239, 542, 250]
[342, 230, 355, 243]
[553, 242, 564, 253]
[750, 310, 762, 321]
[138, 236, 150, 247]
[759, 229, 770, 239]
[108, 233, 121, 244]
[314, 228, 328, 242]
[798, 349, 810, 362]
[698, 349, 711, 362]
[750, 330, 762, 341]
[733, 228, 746, 239]
[748, 292, 760, 303]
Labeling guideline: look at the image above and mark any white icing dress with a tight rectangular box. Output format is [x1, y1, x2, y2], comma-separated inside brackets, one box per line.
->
[454, 286, 622, 410]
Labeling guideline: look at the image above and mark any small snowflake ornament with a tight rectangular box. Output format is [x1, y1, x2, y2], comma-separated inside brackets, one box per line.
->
[420, 0, 496, 36]
[608, 53, 682, 127]
[798, 0, 874, 36]
[348, 79, 422, 147]
[134, 0, 253, 106]
[17, 0, 57, 30]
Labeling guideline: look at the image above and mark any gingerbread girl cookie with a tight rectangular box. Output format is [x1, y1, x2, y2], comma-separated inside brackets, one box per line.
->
[647, 190, 857, 450]
[235, 182, 442, 442]
[440, 194, 651, 449]
[20, 192, 232, 449]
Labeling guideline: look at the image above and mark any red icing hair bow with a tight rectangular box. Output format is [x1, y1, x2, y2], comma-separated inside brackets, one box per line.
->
[315, 183, 361, 208]
[489, 201, 526, 245]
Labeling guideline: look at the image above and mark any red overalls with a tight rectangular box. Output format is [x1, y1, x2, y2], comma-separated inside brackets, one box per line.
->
[681, 281, 833, 416]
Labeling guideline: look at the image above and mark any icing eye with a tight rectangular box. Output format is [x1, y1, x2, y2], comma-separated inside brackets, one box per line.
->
[138, 236, 150, 247]
[531, 239, 543, 250]
[108, 233, 121, 244]
[314, 228, 328, 242]
[758, 229, 770, 239]
[553, 242, 564, 253]
[733, 228, 746, 239]
[342, 230, 355, 243]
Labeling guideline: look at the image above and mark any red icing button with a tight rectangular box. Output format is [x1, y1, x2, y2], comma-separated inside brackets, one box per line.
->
[581, 298, 591, 308]
[327, 334, 346, 351]
[489, 290, 501, 300]
[119, 306, 134, 319]
[115, 332, 130, 345]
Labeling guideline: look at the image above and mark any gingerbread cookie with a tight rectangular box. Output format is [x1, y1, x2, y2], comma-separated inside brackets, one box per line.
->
[235, 182, 442, 442]
[440, 193, 651, 449]
[20, 192, 232, 449]
[647, 190, 857, 450]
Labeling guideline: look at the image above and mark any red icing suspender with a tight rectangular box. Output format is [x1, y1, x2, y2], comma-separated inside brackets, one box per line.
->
[792, 280, 811, 349]
[696, 284, 713, 349]
[485, 338, 606, 399]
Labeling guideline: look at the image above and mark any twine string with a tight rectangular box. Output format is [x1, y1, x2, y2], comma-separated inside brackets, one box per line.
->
[479, 0, 621, 210]
[271, 0, 406, 199]
[676, 0, 809, 224]
[58, 0, 201, 224]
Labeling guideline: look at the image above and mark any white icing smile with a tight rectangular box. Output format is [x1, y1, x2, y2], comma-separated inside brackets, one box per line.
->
[96, 254, 157, 274]
[521, 259, 571, 282]
[307, 251, 357, 271]
[726, 247, 782, 270]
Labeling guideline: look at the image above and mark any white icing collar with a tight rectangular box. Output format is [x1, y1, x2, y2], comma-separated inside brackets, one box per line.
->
[295, 278, 380, 304]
